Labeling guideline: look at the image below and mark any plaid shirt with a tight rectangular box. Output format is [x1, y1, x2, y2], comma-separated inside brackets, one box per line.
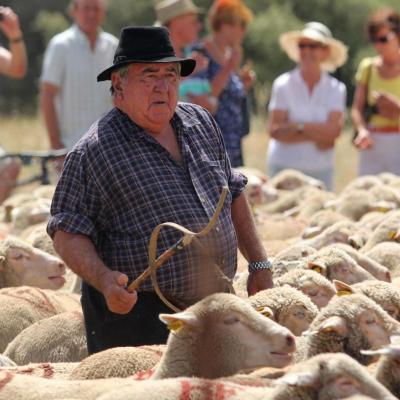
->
[48, 103, 247, 302]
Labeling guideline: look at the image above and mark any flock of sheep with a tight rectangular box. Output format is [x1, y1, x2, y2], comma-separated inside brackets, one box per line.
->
[1, 169, 400, 399]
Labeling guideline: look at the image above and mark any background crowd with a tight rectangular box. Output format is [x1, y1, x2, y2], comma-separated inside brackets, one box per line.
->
[1, 0, 400, 190]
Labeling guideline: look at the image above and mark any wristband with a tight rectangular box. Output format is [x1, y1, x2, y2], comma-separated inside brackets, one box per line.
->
[248, 260, 273, 273]
[10, 36, 23, 44]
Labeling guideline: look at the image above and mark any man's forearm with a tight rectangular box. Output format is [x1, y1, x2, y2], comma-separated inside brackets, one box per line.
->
[40, 86, 63, 149]
[231, 192, 267, 261]
[53, 230, 111, 293]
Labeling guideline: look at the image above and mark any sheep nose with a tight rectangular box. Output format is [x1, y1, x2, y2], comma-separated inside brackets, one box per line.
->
[58, 260, 66, 273]
[286, 334, 295, 349]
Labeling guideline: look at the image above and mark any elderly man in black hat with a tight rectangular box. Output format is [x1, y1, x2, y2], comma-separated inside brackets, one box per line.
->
[47, 26, 272, 354]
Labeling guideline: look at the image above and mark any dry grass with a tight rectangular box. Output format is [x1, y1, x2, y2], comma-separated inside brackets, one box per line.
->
[0, 114, 358, 193]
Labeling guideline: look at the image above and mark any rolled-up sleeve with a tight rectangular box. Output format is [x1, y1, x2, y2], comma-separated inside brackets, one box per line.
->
[47, 149, 98, 241]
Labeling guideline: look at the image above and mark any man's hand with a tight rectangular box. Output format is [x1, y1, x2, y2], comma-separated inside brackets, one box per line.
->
[100, 271, 138, 314]
[247, 269, 273, 296]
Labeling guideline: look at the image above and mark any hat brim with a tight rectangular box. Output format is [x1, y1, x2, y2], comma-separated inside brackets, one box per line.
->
[97, 57, 196, 81]
[279, 31, 348, 72]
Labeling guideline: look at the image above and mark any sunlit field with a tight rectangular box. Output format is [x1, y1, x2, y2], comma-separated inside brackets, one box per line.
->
[0, 114, 358, 193]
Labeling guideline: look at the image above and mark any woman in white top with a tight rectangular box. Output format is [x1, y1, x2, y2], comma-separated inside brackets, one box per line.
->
[267, 22, 347, 191]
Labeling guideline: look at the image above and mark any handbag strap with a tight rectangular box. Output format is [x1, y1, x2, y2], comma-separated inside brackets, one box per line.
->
[364, 59, 373, 106]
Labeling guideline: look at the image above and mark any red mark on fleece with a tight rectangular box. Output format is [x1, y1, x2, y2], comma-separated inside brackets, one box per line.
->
[0, 371, 14, 390]
[40, 363, 54, 378]
[180, 380, 240, 400]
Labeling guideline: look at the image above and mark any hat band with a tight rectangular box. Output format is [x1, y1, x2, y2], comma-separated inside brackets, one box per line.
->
[114, 53, 179, 63]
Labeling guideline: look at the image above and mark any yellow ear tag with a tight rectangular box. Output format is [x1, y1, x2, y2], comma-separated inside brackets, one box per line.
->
[167, 320, 185, 332]
[256, 307, 273, 319]
[337, 290, 352, 297]
[322, 327, 334, 333]
[388, 230, 397, 240]
[312, 266, 322, 274]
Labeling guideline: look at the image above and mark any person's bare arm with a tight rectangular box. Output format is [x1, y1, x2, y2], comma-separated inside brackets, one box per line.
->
[53, 230, 137, 314]
[351, 82, 373, 150]
[231, 192, 273, 295]
[40, 82, 65, 149]
[268, 109, 343, 149]
[0, 7, 27, 78]
[209, 46, 242, 98]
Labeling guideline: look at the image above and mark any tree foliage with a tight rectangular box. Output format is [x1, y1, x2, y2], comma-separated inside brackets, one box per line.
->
[0, 0, 398, 114]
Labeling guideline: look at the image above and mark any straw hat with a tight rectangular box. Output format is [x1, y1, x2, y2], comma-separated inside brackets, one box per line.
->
[155, 0, 203, 26]
[279, 22, 348, 72]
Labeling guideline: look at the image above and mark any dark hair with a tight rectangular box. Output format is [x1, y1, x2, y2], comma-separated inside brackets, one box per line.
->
[367, 7, 400, 41]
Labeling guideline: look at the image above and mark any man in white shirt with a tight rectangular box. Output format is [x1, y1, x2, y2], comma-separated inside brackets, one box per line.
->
[40, 0, 117, 151]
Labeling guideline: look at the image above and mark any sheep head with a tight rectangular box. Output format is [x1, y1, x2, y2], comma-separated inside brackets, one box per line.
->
[154, 293, 296, 379]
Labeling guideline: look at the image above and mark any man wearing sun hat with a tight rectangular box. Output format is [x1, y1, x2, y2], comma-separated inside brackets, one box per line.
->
[47, 26, 273, 353]
[267, 22, 348, 191]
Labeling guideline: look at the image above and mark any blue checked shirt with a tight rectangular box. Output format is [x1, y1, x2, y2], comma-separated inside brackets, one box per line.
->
[48, 103, 247, 303]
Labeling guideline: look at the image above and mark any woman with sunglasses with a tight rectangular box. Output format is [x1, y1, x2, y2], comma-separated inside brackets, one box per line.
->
[351, 8, 400, 176]
[267, 22, 348, 191]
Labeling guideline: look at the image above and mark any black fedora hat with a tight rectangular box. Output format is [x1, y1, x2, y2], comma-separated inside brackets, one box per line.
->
[97, 26, 196, 81]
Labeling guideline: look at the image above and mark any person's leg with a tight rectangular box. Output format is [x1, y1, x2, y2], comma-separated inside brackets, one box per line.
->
[302, 167, 334, 192]
[0, 158, 21, 204]
[81, 283, 171, 355]
[358, 134, 387, 176]
[267, 162, 287, 178]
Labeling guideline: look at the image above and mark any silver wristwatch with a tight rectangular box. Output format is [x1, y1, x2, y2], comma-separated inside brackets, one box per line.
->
[248, 260, 273, 273]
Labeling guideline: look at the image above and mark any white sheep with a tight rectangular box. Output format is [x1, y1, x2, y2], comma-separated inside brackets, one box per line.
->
[0, 286, 81, 352]
[361, 336, 400, 398]
[151, 292, 296, 379]
[0, 235, 66, 290]
[365, 242, 400, 278]
[305, 247, 376, 284]
[69, 346, 162, 380]
[275, 269, 336, 309]
[327, 243, 391, 281]
[333, 280, 400, 322]
[269, 352, 397, 400]
[4, 311, 88, 365]
[295, 293, 400, 365]
[268, 169, 325, 191]
[248, 286, 318, 336]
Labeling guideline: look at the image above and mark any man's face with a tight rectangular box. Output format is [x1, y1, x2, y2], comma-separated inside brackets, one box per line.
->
[72, 0, 106, 36]
[170, 13, 201, 46]
[114, 63, 180, 134]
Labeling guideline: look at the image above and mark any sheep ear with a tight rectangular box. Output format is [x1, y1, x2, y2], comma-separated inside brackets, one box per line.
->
[333, 280, 354, 296]
[159, 311, 199, 332]
[370, 201, 396, 213]
[0, 255, 5, 271]
[276, 370, 319, 387]
[318, 316, 348, 336]
[307, 262, 326, 275]
[388, 230, 398, 240]
[302, 226, 322, 239]
[256, 306, 274, 319]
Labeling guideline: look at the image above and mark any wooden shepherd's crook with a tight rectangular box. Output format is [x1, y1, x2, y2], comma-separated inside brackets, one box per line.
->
[126, 186, 229, 296]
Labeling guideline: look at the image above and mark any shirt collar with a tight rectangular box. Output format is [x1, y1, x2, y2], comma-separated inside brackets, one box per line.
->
[294, 67, 328, 88]
[71, 24, 103, 46]
[173, 103, 202, 129]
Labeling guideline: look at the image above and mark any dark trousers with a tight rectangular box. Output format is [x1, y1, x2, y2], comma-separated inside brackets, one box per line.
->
[81, 282, 171, 355]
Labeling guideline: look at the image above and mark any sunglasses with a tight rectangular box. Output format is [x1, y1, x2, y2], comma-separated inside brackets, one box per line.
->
[298, 43, 325, 50]
[371, 34, 392, 44]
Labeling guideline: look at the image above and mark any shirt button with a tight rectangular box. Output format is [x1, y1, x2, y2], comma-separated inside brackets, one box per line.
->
[216, 227, 220, 232]
[200, 197, 206, 203]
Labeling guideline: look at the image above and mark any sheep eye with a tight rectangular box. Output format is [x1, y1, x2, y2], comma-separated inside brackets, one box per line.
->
[306, 289, 318, 297]
[223, 315, 240, 325]
[12, 253, 24, 260]
[365, 318, 376, 325]
[294, 311, 305, 319]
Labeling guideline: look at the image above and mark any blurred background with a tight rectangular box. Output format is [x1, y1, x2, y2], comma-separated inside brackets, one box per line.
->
[0, 0, 398, 190]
